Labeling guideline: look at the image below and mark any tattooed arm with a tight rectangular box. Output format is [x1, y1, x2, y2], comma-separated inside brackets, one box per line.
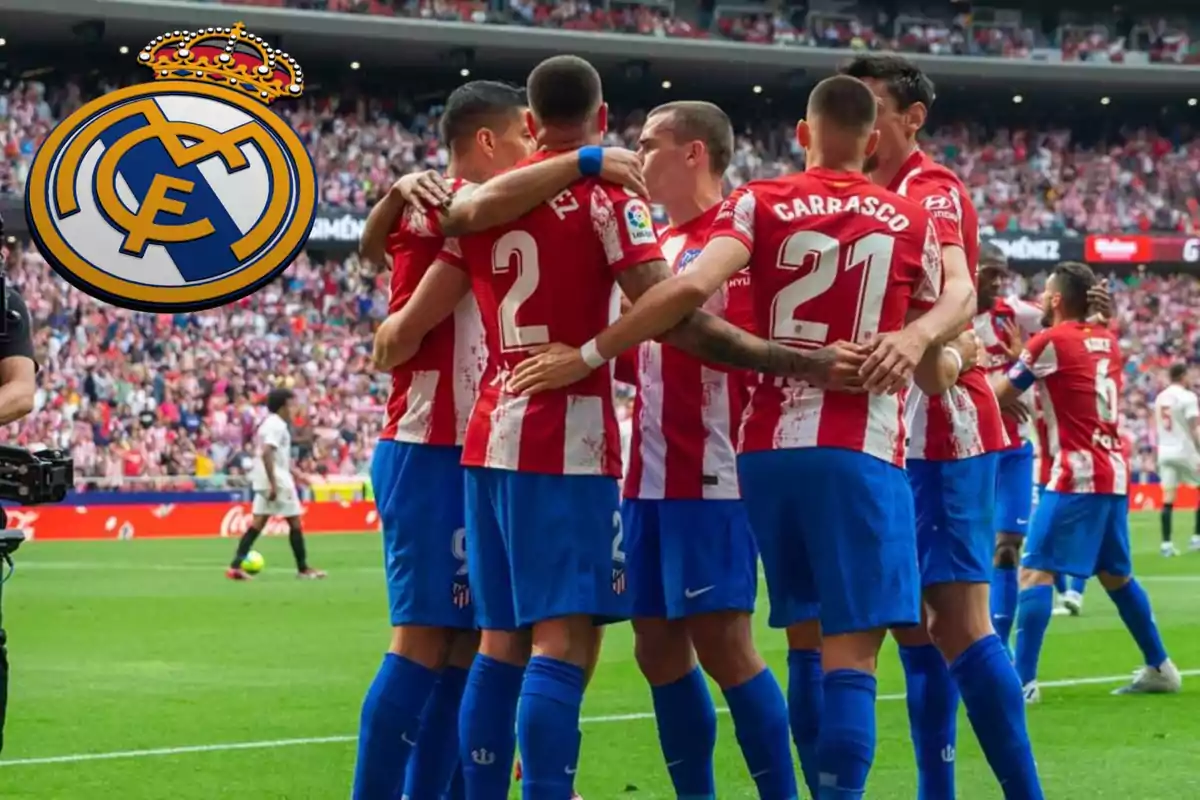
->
[618, 259, 862, 381]
[508, 253, 866, 394]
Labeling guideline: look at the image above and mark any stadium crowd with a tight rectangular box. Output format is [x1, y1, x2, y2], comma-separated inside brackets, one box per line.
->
[217, 0, 1198, 65]
[6, 76, 1200, 235]
[0, 73, 1196, 486]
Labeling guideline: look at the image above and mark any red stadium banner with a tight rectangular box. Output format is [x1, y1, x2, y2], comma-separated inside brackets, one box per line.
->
[1084, 234, 1200, 264]
[3, 501, 380, 542]
[1129, 484, 1199, 512]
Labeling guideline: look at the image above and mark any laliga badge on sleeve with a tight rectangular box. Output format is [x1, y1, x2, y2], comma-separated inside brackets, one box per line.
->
[25, 23, 318, 313]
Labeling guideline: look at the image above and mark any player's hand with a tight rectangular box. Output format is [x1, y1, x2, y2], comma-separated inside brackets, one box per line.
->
[267, 487, 278, 502]
[508, 343, 592, 395]
[1004, 399, 1032, 423]
[1087, 282, 1113, 323]
[859, 327, 934, 395]
[953, 328, 982, 371]
[999, 319, 1023, 361]
[393, 170, 452, 211]
[807, 340, 870, 392]
[600, 148, 648, 198]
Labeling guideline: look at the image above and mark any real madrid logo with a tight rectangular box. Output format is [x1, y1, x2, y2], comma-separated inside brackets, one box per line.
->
[26, 23, 317, 312]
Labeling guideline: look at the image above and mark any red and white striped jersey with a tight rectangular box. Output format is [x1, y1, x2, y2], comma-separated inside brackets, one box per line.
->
[380, 179, 486, 446]
[1033, 390, 1052, 487]
[625, 204, 745, 500]
[889, 149, 1008, 461]
[440, 150, 664, 477]
[711, 168, 943, 467]
[973, 296, 1043, 446]
[1008, 321, 1129, 495]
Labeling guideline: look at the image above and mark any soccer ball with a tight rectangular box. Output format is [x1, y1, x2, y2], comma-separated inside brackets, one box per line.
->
[242, 550, 265, 575]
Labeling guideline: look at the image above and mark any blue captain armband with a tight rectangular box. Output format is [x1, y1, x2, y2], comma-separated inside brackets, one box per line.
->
[578, 146, 603, 177]
[1006, 360, 1037, 392]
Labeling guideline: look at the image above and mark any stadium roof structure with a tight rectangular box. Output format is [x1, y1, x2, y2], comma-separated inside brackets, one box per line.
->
[5, 0, 1200, 92]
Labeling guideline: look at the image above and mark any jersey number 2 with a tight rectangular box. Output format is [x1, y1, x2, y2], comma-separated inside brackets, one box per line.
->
[493, 231, 550, 352]
[771, 231, 894, 346]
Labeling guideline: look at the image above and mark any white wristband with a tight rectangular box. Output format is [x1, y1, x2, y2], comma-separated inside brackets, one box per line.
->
[945, 346, 964, 374]
[580, 338, 607, 370]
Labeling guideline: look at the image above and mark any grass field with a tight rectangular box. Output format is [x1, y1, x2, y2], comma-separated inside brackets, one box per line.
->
[2, 513, 1199, 799]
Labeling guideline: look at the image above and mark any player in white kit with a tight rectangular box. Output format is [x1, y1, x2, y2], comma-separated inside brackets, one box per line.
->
[1155, 363, 1200, 555]
[227, 388, 326, 580]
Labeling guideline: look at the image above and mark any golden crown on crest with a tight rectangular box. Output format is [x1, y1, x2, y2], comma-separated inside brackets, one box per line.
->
[137, 23, 305, 105]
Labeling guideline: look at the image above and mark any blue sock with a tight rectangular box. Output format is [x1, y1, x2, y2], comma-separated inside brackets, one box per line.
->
[1108, 579, 1169, 668]
[1068, 576, 1088, 595]
[787, 649, 823, 799]
[951, 634, 1044, 800]
[650, 668, 717, 799]
[404, 666, 469, 800]
[990, 566, 1019, 652]
[817, 669, 877, 800]
[898, 645, 958, 800]
[459, 654, 524, 800]
[443, 763, 465, 800]
[352, 653, 438, 800]
[519, 656, 586, 799]
[722, 668, 798, 800]
[1052, 572, 1068, 595]
[1013, 585, 1053, 686]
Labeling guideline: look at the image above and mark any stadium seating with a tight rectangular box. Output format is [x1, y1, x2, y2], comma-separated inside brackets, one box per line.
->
[190, 0, 1200, 64]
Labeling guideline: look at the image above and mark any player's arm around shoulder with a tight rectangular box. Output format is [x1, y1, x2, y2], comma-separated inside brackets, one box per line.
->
[437, 148, 646, 237]
[861, 202, 951, 395]
[507, 185, 754, 394]
[372, 246, 472, 372]
[360, 171, 453, 266]
[992, 328, 1053, 407]
[903, 177, 976, 342]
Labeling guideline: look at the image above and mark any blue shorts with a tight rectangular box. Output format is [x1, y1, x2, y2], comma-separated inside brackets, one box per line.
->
[1023, 491, 1132, 579]
[464, 467, 630, 630]
[737, 448, 920, 636]
[908, 453, 998, 588]
[995, 441, 1035, 536]
[371, 440, 473, 630]
[622, 498, 758, 621]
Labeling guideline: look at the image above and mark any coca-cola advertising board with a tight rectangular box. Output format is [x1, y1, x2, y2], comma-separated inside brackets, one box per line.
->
[4, 490, 1192, 542]
[3, 500, 380, 542]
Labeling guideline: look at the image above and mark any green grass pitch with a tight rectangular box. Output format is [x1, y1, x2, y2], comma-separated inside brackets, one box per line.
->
[2, 513, 1199, 798]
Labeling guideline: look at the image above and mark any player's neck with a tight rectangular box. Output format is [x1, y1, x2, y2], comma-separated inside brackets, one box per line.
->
[805, 154, 865, 175]
[664, 180, 723, 228]
[445, 154, 490, 186]
[538, 127, 597, 153]
[869, 141, 921, 188]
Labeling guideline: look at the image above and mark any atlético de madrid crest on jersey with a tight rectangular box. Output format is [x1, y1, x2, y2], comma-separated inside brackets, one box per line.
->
[677, 248, 703, 273]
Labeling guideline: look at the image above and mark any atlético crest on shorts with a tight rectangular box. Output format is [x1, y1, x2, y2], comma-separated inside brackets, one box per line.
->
[451, 576, 471, 609]
[611, 566, 626, 595]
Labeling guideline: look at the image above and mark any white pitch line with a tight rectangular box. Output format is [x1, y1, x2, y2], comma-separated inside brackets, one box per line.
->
[2, 668, 1196, 768]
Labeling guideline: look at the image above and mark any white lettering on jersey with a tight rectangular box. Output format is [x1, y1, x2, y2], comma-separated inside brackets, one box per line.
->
[770, 193, 911, 232]
[549, 190, 579, 220]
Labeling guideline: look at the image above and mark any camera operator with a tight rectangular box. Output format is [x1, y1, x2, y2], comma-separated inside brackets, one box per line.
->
[0, 211, 39, 754]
